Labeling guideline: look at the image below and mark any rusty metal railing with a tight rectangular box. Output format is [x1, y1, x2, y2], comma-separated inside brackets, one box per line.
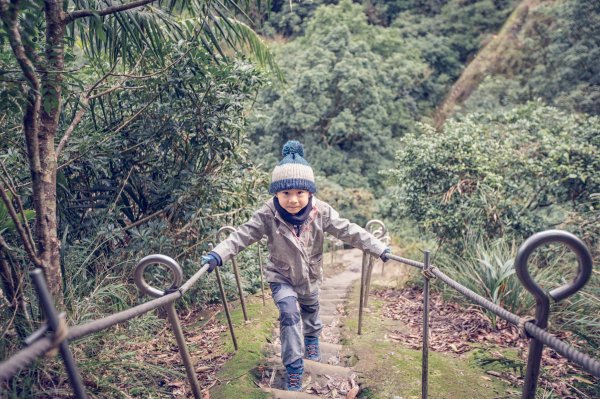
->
[2, 221, 597, 399]
[0, 256, 213, 398]
[358, 224, 599, 399]
[210, 228, 268, 352]
[0, 225, 268, 398]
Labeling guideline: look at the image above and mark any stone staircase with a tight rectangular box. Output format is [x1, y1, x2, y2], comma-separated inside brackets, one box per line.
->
[259, 249, 366, 398]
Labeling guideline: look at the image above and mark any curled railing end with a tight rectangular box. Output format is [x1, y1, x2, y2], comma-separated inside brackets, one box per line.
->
[515, 229, 593, 304]
[216, 225, 236, 243]
[366, 219, 387, 239]
[134, 254, 183, 298]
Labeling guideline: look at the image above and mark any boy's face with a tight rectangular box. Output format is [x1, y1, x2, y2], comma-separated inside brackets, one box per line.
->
[275, 189, 311, 215]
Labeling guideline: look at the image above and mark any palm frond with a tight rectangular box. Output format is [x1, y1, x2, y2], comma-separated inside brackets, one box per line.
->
[179, 13, 283, 80]
[66, 0, 282, 79]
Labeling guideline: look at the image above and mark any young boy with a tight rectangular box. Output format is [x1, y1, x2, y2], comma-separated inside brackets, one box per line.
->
[201, 140, 390, 391]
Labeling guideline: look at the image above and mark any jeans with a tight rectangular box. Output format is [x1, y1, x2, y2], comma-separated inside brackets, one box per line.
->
[270, 282, 323, 366]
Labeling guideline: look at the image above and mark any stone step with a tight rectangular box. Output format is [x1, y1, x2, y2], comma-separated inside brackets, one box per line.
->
[265, 342, 355, 368]
[320, 303, 342, 311]
[319, 291, 348, 300]
[265, 342, 343, 360]
[264, 387, 319, 398]
[321, 314, 338, 325]
[320, 310, 343, 321]
[269, 313, 339, 333]
[319, 298, 347, 305]
[267, 357, 354, 378]
[319, 302, 345, 316]
[320, 285, 352, 291]
[263, 357, 356, 392]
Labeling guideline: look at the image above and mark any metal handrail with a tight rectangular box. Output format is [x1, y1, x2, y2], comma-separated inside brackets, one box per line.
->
[0, 257, 212, 398]
[216, 226, 249, 321]
[1, 223, 597, 399]
[363, 220, 386, 307]
[359, 225, 599, 399]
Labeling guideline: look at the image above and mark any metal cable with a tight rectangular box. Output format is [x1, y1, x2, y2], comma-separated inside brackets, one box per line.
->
[0, 338, 52, 382]
[362, 250, 600, 377]
[432, 267, 522, 325]
[524, 322, 600, 377]
[388, 254, 424, 269]
[0, 264, 212, 381]
[431, 267, 600, 377]
[2, 248, 599, 385]
[0, 290, 181, 381]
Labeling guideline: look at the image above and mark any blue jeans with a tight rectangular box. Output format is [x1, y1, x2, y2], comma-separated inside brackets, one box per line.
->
[270, 282, 323, 366]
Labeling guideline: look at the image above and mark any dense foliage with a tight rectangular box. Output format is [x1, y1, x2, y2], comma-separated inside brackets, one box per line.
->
[249, 0, 429, 194]
[58, 52, 269, 307]
[465, 0, 600, 115]
[1, 1, 271, 395]
[2, 0, 599, 396]
[385, 103, 599, 252]
[246, 0, 518, 196]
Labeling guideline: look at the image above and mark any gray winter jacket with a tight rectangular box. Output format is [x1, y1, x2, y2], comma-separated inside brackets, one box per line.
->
[211, 197, 387, 295]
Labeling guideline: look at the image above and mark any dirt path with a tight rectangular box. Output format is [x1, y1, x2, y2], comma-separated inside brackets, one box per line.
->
[433, 0, 539, 128]
[259, 248, 408, 398]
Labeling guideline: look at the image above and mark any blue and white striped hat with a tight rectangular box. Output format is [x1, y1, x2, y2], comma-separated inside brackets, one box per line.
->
[269, 141, 317, 194]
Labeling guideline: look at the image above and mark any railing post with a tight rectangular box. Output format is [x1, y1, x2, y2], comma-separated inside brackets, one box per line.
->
[257, 242, 266, 307]
[217, 226, 248, 322]
[164, 301, 203, 399]
[421, 250, 431, 399]
[215, 266, 239, 351]
[330, 236, 334, 269]
[363, 220, 387, 308]
[206, 243, 239, 351]
[230, 256, 248, 321]
[358, 251, 369, 335]
[134, 255, 202, 398]
[363, 255, 375, 307]
[30, 269, 87, 399]
[514, 230, 593, 399]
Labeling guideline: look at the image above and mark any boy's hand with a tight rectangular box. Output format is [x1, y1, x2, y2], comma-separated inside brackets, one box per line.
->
[201, 254, 220, 272]
[380, 248, 391, 262]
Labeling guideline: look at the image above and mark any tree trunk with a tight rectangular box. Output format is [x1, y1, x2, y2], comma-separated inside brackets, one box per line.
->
[30, 0, 66, 305]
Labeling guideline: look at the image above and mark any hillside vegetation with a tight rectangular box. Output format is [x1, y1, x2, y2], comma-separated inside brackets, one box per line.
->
[1, 0, 598, 398]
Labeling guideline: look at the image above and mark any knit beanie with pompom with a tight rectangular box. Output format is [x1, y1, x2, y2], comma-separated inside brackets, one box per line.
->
[269, 141, 317, 194]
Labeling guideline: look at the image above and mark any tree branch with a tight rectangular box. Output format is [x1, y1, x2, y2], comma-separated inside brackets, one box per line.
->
[58, 91, 161, 170]
[65, 0, 158, 23]
[0, 0, 40, 91]
[56, 62, 118, 160]
[122, 209, 165, 231]
[0, 234, 13, 254]
[0, 0, 43, 186]
[0, 185, 43, 268]
[0, 163, 36, 253]
[55, 101, 88, 159]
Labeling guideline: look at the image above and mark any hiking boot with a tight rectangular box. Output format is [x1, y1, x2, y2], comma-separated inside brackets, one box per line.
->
[285, 359, 304, 391]
[304, 336, 321, 361]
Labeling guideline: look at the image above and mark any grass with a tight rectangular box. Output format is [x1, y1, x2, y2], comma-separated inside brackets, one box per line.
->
[343, 281, 516, 399]
[210, 294, 278, 399]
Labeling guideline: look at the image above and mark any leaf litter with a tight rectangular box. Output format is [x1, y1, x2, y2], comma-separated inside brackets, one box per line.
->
[372, 286, 599, 398]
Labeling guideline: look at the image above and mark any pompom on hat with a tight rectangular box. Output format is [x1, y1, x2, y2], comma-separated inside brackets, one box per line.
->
[269, 141, 317, 194]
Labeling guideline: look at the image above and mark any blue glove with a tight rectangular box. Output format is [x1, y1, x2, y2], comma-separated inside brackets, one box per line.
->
[380, 248, 391, 262]
[201, 253, 220, 272]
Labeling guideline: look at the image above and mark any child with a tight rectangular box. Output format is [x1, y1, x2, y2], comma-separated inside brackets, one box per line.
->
[201, 140, 390, 391]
